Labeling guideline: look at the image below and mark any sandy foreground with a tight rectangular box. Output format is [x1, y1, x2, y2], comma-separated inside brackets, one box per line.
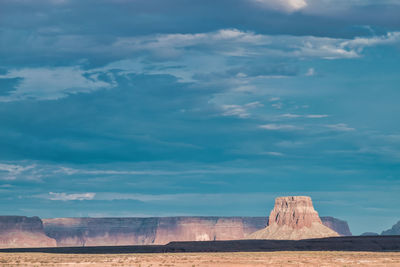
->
[0, 251, 400, 266]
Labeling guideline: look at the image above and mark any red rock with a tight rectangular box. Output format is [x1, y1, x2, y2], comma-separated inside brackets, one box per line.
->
[0, 216, 56, 248]
[247, 196, 340, 240]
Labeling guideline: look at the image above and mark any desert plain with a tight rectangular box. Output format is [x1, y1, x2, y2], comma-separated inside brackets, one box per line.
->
[1, 251, 400, 267]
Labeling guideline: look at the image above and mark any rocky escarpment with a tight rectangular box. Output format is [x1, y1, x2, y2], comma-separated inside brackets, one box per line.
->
[247, 196, 340, 240]
[381, 221, 400, 235]
[0, 216, 56, 248]
[43, 215, 349, 247]
[153, 217, 266, 244]
[43, 217, 267, 246]
[320, 216, 352, 236]
[42, 217, 159, 247]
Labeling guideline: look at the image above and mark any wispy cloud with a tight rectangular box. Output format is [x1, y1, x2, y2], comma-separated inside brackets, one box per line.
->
[305, 67, 315, 76]
[261, 151, 285, 156]
[259, 124, 301, 130]
[221, 101, 264, 118]
[0, 163, 36, 180]
[252, 0, 308, 13]
[48, 192, 96, 201]
[0, 67, 116, 101]
[281, 113, 328, 118]
[325, 123, 355, 132]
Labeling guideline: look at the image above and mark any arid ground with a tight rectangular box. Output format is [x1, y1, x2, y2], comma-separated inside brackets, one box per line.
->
[1, 251, 400, 266]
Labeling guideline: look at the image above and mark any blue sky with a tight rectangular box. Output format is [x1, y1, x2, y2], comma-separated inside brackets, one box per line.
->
[0, 0, 400, 235]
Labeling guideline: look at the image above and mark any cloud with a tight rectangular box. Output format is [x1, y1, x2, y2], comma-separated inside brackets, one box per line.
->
[305, 67, 315, 76]
[262, 151, 284, 156]
[221, 105, 250, 118]
[325, 123, 355, 132]
[259, 124, 300, 130]
[281, 113, 302, 118]
[1, 29, 399, 102]
[0, 163, 36, 180]
[269, 97, 280, 102]
[221, 101, 263, 118]
[306, 114, 328, 118]
[48, 192, 96, 201]
[110, 29, 400, 65]
[341, 32, 400, 51]
[0, 67, 115, 101]
[271, 103, 283, 109]
[281, 113, 328, 118]
[252, 0, 307, 12]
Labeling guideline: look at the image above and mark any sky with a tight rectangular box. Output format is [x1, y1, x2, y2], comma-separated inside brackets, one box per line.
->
[0, 0, 399, 235]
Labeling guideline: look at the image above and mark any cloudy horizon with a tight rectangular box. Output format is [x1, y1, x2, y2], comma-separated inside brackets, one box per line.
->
[0, 0, 400, 235]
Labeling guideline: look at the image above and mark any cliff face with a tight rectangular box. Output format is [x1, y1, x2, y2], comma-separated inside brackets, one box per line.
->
[0, 216, 56, 248]
[381, 221, 400, 236]
[153, 217, 266, 244]
[43, 217, 159, 247]
[43, 217, 267, 246]
[247, 196, 340, 240]
[42, 215, 350, 246]
[0, 214, 350, 247]
[320, 216, 352, 236]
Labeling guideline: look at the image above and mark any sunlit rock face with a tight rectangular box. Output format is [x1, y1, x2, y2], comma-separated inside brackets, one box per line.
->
[43, 217, 267, 246]
[247, 196, 340, 240]
[0, 216, 56, 248]
[153, 217, 266, 244]
[40, 214, 350, 246]
[42, 217, 159, 247]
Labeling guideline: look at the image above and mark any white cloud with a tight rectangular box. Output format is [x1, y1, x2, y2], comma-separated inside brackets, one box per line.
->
[262, 151, 284, 156]
[0, 67, 116, 101]
[221, 104, 250, 118]
[2, 29, 398, 102]
[269, 97, 280, 102]
[281, 113, 328, 118]
[48, 192, 96, 201]
[281, 113, 302, 118]
[306, 114, 328, 118]
[325, 123, 355, 132]
[114, 29, 400, 62]
[341, 32, 400, 51]
[220, 101, 263, 118]
[306, 67, 315, 76]
[0, 163, 36, 180]
[271, 102, 283, 109]
[252, 0, 308, 12]
[259, 124, 300, 130]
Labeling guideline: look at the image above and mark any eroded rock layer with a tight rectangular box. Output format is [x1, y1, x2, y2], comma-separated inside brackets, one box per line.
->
[42, 215, 349, 246]
[43, 217, 267, 246]
[0, 216, 56, 248]
[247, 196, 340, 240]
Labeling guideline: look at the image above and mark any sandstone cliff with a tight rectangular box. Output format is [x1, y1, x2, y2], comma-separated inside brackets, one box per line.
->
[42, 215, 349, 246]
[247, 196, 340, 240]
[43, 217, 267, 246]
[0, 216, 56, 248]
[381, 221, 400, 235]
[320, 216, 352, 236]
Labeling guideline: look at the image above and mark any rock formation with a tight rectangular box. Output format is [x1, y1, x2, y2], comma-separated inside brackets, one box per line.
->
[0, 216, 56, 248]
[246, 196, 340, 240]
[0, 214, 350, 247]
[381, 220, 400, 235]
[43, 217, 267, 246]
[320, 216, 352, 236]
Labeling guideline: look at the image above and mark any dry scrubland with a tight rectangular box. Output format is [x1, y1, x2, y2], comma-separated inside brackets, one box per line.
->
[0, 251, 400, 266]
